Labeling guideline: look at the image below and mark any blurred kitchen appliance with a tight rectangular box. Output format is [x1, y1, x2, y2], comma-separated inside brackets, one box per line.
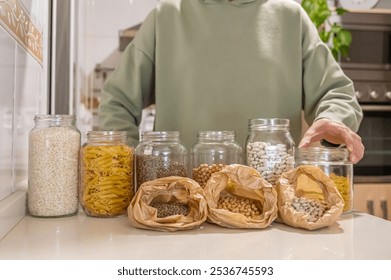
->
[340, 11, 391, 183]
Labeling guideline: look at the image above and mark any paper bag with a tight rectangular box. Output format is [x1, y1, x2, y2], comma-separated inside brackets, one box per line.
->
[128, 176, 208, 231]
[276, 165, 344, 230]
[204, 164, 278, 229]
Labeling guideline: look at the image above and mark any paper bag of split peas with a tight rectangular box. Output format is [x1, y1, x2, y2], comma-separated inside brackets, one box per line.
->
[127, 176, 208, 232]
[204, 164, 278, 229]
[276, 165, 344, 230]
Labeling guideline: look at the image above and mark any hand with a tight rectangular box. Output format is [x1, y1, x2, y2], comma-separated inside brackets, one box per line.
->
[298, 119, 364, 164]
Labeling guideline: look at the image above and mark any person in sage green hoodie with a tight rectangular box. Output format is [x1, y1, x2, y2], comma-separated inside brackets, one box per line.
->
[99, 0, 364, 163]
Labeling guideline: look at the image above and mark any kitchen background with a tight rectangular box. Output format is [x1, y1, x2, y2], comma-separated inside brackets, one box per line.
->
[0, 0, 391, 238]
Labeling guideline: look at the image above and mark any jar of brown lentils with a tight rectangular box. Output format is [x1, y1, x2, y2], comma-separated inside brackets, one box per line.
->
[135, 131, 188, 190]
[191, 131, 243, 187]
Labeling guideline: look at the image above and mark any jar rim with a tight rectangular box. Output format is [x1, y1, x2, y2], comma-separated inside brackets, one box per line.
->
[141, 131, 180, 140]
[34, 114, 76, 121]
[248, 118, 290, 129]
[141, 130, 179, 135]
[197, 131, 235, 140]
[296, 146, 350, 162]
[87, 130, 127, 136]
[87, 131, 128, 142]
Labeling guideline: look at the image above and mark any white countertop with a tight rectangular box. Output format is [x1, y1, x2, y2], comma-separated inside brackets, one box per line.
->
[0, 211, 390, 260]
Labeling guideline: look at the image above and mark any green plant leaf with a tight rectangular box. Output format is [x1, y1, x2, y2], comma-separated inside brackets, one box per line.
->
[340, 45, 350, 58]
[319, 30, 331, 43]
[302, 0, 352, 60]
[338, 30, 352, 46]
[336, 7, 348, 15]
[301, 0, 312, 11]
[331, 23, 341, 33]
[331, 48, 339, 60]
[302, 0, 330, 27]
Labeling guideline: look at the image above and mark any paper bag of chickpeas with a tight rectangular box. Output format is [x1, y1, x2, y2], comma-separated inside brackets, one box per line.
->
[127, 176, 208, 232]
[204, 164, 278, 229]
[276, 165, 344, 230]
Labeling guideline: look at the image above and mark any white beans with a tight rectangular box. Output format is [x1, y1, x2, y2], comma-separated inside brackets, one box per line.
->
[247, 141, 294, 185]
[28, 126, 80, 217]
[291, 197, 329, 222]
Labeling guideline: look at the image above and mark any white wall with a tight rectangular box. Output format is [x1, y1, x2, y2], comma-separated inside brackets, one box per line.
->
[84, 0, 157, 74]
[0, 0, 49, 239]
[0, 0, 49, 201]
[0, 30, 15, 200]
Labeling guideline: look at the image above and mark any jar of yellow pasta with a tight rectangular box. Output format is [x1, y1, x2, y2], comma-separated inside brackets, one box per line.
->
[295, 147, 353, 213]
[79, 131, 135, 217]
[135, 131, 188, 190]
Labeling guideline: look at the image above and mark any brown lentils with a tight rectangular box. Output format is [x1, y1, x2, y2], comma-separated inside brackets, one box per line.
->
[136, 155, 188, 189]
[291, 197, 330, 223]
[217, 195, 261, 219]
[192, 163, 225, 187]
[150, 202, 190, 218]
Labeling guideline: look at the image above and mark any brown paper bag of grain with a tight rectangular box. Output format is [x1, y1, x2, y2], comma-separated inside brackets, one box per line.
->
[276, 165, 344, 230]
[127, 176, 208, 232]
[204, 164, 278, 229]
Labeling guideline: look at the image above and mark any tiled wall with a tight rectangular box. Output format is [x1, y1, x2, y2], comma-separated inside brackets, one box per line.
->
[0, 29, 15, 200]
[0, 0, 49, 202]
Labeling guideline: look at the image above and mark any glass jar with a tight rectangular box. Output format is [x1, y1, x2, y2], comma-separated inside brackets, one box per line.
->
[245, 118, 295, 186]
[135, 131, 188, 190]
[79, 131, 135, 217]
[191, 131, 243, 187]
[28, 114, 81, 217]
[295, 147, 353, 213]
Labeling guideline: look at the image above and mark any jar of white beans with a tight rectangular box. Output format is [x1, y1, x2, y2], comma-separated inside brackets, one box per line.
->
[245, 118, 295, 186]
[79, 131, 135, 217]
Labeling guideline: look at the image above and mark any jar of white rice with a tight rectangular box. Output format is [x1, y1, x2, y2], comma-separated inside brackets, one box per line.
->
[28, 114, 81, 217]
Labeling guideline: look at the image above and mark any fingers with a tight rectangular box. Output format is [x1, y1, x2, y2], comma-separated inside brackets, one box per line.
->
[299, 119, 365, 163]
[298, 124, 325, 148]
[348, 133, 364, 164]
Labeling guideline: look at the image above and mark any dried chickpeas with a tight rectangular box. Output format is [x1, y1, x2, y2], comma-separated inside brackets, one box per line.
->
[217, 195, 261, 219]
[192, 163, 225, 187]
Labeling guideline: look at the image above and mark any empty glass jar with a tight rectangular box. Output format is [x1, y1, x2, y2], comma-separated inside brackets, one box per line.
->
[135, 131, 188, 190]
[191, 131, 243, 187]
[246, 118, 295, 186]
[295, 147, 353, 213]
[79, 131, 135, 217]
